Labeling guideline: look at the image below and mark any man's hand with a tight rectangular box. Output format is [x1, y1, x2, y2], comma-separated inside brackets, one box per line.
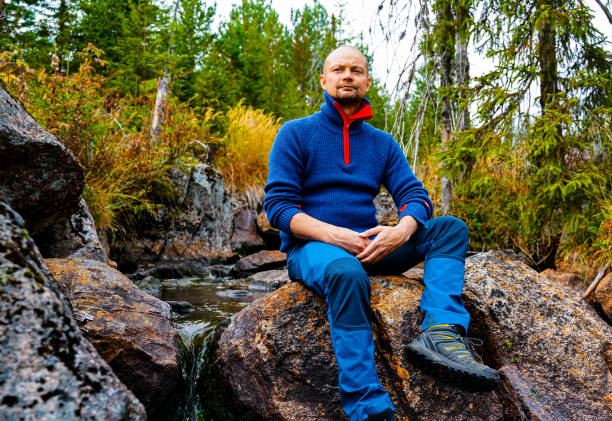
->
[356, 215, 418, 264]
[290, 212, 371, 255]
[328, 226, 371, 255]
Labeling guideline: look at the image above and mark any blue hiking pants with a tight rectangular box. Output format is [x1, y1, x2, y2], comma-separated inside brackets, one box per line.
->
[286, 216, 470, 421]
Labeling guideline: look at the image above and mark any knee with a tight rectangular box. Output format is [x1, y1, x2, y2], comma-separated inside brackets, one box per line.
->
[438, 216, 468, 242]
[325, 257, 370, 296]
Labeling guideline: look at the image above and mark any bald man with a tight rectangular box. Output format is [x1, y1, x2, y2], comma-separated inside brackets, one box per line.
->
[264, 46, 500, 421]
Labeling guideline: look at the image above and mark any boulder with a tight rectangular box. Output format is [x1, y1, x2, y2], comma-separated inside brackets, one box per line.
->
[0, 85, 84, 235]
[112, 163, 235, 269]
[45, 258, 181, 417]
[539, 268, 584, 292]
[246, 269, 291, 291]
[207, 251, 612, 420]
[231, 250, 287, 276]
[34, 198, 107, 263]
[256, 211, 281, 249]
[374, 190, 398, 226]
[0, 201, 145, 420]
[231, 207, 265, 255]
[594, 272, 612, 321]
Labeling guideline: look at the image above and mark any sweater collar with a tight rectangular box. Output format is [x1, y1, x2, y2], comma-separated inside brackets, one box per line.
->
[321, 91, 373, 128]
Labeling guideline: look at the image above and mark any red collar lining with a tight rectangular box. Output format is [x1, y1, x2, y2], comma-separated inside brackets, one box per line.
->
[332, 101, 373, 123]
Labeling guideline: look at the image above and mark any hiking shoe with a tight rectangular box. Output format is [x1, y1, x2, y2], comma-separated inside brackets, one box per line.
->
[367, 408, 396, 421]
[405, 324, 500, 392]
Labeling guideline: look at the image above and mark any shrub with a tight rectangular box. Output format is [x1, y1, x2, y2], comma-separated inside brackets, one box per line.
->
[214, 100, 281, 204]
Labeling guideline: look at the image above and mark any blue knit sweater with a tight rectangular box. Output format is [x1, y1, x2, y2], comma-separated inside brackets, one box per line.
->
[264, 92, 433, 252]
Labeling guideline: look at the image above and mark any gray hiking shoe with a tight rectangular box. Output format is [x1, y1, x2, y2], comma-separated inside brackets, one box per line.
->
[405, 324, 500, 392]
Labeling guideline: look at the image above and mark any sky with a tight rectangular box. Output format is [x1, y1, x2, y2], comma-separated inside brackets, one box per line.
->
[215, 0, 612, 102]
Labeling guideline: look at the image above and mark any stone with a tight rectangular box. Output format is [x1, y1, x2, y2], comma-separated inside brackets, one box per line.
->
[231, 207, 265, 255]
[374, 190, 398, 226]
[256, 211, 279, 234]
[167, 300, 194, 314]
[231, 250, 287, 276]
[540, 268, 584, 292]
[34, 198, 107, 263]
[256, 211, 281, 250]
[246, 269, 291, 291]
[0, 201, 145, 420]
[594, 272, 612, 320]
[112, 163, 235, 269]
[45, 258, 181, 417]
[207, 251, 612, 420]
[0, 85, 84, 235]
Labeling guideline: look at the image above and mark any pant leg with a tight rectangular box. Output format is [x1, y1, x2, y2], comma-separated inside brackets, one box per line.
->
[287, 241, 394, 421]
[365, 215, 471, 333]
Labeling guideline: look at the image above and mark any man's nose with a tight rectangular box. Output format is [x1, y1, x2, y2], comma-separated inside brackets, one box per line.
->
[341, 70, 353, 80]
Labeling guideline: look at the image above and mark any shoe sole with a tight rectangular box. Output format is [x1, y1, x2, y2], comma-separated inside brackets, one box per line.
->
[405, 344, 500, 393]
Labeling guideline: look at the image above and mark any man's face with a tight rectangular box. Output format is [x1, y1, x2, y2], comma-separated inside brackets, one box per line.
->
[320, 47, 372, 106]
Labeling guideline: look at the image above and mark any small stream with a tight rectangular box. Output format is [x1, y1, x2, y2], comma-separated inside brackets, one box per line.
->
[155, 276, 269, 420]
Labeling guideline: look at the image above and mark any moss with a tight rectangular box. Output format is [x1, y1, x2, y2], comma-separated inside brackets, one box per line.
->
[19, 228, 30, 241]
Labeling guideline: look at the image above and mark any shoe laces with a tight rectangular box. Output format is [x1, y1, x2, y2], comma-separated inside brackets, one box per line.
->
[430, 328, 483, 363]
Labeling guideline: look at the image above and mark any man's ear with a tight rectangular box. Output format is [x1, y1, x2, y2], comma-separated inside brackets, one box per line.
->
[320, 74, 327, 90]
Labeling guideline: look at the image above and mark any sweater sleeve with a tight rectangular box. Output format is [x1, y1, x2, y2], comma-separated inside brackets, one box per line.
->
[263, 123, 305, 233]
[382, 135, 433, 225]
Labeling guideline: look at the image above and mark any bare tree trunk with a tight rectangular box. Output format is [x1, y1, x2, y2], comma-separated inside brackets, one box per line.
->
[454, 1, 470, 133]
[437, 0, 455, 215]
[593, 0, 612, 25]
[149, 0, 179, 145]
[537, 0, 559, 113]
[149, 68, 170, 144]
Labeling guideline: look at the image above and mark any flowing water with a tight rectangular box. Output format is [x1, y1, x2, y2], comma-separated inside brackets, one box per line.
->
[159, 276, 268, 420]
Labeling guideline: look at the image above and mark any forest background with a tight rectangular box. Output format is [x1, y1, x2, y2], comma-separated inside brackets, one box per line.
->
[0, 0, 610, 276]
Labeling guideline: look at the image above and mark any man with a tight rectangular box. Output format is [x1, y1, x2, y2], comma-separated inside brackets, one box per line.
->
[263, 45, 500, 421]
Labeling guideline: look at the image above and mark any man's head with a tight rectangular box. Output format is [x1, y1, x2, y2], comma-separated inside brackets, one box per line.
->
[320, 45, 372, 106]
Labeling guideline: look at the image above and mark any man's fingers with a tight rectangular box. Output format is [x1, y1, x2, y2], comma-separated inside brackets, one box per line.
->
[355, 240, 377, 260]
[358, 226, 384, 238]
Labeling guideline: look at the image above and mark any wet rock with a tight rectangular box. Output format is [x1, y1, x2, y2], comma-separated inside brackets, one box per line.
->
[133, 275, 161, 298]
[594, 272, 612, 321]
[34, 198, 107, 263]
[112, 163, 235, 268]
[208, 251, 612, 420]
[216, 289, 253, 299]
[0, 201, 145, 420]
[45, 258, 181, 417]
[231, 207, 265, 255]
[0, 85, 84, 235]
[540, 268, 584, 292]
[256, 211, 281, 249]
[167, 300, 194, 314]
[231, 250, 287, 276]
[246, 269, 291, 291]
[374, 190, 398, 226]
[129, 260, 212, 281]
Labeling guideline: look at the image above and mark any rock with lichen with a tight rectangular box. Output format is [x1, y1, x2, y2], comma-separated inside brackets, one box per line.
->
[112, 163, 235, 271]
[0, 201, 145, 421]
[206, 251, 612, 420]
[45, 257, 181, 417]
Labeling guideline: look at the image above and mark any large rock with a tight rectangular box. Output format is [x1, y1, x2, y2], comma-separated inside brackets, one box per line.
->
[594, 272, 612, 321]
[231, 249, 287, 276]
[231, 207, 265, 255]
[207, 251, 612, 420]
[112, 163, 234, 270]
[374, 190, 398, 226]
[246, 269, 291, 291]
[45, 258, 181, 417]
[0, 85, 84, 234]
[34, 198, 107, 262]
[0, 201, 145, 420]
